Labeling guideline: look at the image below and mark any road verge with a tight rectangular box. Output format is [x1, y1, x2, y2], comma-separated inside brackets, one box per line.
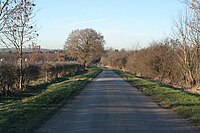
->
[0, 67, 101, 133]
[114, 69, 200, 128]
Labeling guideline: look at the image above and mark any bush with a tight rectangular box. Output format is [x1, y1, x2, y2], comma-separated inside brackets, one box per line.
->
[0, 64, 17, 95]
[0, 63, 85, 95]
[23, 65, 40, 85]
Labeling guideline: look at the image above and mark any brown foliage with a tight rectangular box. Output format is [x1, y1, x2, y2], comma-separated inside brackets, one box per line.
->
[101, 48, 128, 69]
[102, 38, 199, 87]
[64, 28, 105, 67]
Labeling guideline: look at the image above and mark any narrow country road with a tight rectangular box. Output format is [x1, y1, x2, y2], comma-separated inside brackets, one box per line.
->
[36, 69, 199, 133]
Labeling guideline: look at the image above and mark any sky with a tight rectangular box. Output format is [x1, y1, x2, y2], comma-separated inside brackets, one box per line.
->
[36, 0, 186, 49]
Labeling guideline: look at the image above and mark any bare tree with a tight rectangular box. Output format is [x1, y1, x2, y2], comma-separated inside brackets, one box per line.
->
[101, 48, 128, 69]
[181, 0, 200, 85]
[0, 0, 37, 90]
[0, 1, 16, 32]
[184, 0, 200, 18]
[0, 0, 20, 49]
[171, 10, 199, 86]
[184, 0, 200, 32]
[64, 28, 105, 67]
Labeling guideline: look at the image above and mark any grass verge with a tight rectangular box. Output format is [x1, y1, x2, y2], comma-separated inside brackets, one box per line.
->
[0, 67, 101, 133]
[114, 70, 200, 127]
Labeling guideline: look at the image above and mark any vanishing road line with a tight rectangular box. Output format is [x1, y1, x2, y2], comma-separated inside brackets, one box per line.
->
[36, 69, 199, 133]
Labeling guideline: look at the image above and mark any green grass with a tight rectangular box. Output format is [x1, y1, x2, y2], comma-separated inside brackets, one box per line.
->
[114, 70, 200, 127]
[0, 67, 101, 133]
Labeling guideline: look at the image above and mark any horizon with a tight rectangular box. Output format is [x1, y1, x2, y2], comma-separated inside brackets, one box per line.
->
[0, 1, 187, 50]
[35, 0, 186, 50]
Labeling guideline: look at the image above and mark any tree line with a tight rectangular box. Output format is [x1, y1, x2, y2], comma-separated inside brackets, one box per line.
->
[101, 0, 200, 88]
[1, 0, 199, 94]
[0, 27, 105, 95]
[0, 1, 106, 94]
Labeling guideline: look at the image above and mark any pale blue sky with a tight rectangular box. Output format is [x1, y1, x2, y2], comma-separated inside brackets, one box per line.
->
[36, 0, 185, 49]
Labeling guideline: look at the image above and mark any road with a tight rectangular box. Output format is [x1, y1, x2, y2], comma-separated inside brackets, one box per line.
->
[36, 69, 199, 133]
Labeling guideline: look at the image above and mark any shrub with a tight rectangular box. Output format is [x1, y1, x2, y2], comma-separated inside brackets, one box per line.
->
[0, 64, 17, 95]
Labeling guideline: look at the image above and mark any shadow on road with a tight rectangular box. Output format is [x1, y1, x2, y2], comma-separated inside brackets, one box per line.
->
[37, 69, 200, 133]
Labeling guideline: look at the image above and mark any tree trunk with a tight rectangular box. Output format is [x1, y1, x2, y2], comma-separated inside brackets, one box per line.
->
[188, 70, 195, 86]
[45, 66, 48, 82]
[19, 49, 23, 90]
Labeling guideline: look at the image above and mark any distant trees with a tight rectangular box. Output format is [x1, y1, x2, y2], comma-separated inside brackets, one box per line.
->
[102, 38, 199, 88]
[101, 39, 183, 85]
[101, 48, 128, 69]
[64, 28, 105, 67]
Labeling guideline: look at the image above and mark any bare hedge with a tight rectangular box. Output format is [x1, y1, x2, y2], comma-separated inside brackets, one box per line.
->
[0, 63, 84, 94]
[101, 38, 200, 88]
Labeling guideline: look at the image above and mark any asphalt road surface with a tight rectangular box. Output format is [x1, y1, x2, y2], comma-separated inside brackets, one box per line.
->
[36, 69, 199, 133]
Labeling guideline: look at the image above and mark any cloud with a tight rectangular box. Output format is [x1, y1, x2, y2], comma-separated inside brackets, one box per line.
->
[63, 18, 108, 28]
